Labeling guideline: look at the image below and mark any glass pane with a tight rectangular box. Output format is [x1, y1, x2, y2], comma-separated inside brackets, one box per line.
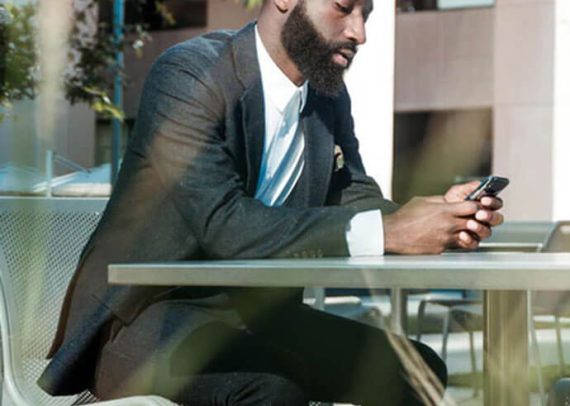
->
[397, 0, 495, 12]
[438, 0, 494, 9]
[393, 109, 493, 203]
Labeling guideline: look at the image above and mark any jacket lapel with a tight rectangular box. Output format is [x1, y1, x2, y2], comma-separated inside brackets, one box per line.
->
[240, 83, 265, 195]
[302, 89, 335, 206]
[232, 23, 266, 196]
[231, 23, 336, 203]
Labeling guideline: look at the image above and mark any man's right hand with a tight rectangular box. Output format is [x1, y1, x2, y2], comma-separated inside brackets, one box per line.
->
[383, 196, 483, 254]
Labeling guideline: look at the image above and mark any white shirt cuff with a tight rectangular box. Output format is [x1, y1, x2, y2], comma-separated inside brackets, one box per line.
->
[346, 210, 384, 256]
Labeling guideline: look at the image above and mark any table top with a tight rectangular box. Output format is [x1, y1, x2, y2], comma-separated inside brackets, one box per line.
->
[108, 252, 570, 291]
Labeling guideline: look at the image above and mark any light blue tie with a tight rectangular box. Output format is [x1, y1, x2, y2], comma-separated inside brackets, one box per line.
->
[255, 89, 305, 207]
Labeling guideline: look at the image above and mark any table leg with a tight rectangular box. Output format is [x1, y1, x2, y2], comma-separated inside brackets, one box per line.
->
[483, 290, 529, 406]
[390, 288, 404, 334]
[313, 287, 326, 311]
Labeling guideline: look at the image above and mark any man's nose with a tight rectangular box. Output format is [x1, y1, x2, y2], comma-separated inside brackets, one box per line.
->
[345, 14, 367, 45]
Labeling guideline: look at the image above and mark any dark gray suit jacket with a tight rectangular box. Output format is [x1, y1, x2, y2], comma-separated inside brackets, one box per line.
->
[38, 22, 398, 396]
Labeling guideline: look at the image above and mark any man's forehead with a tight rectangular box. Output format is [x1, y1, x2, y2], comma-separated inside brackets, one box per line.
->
[363, 0, 374, 18]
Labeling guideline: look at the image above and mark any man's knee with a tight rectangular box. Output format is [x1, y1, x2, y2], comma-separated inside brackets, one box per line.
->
[415, 340, 448, 388]
[234, 373, 307, 406]
[410, 339, 448, 392]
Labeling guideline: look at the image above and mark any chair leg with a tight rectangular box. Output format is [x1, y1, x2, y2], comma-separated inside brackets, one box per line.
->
[555, 315, 566, 376]
[416, 299, 427, 341]
[314, 287, 326, 311]
[390, 288, 404, 334]
[441, 310, 451, 362]
[375, 307, 384, 329]
[468, 330, 477, 372]
[468, 330, 479, 397]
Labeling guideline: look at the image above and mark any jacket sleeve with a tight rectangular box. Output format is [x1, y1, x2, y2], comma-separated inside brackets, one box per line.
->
[326, 87, 400, 215]
[131, 46, 358, 260]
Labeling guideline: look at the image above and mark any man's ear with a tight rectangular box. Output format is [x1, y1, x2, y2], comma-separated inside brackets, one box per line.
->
[273, 0, 292, 13]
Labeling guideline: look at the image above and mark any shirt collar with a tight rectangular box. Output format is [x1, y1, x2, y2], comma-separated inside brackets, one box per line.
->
[255, 25, 308, 114]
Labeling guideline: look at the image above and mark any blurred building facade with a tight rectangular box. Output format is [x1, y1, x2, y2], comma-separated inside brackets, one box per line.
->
[394, 0, 570, 221]
[2, 0, 570, 221]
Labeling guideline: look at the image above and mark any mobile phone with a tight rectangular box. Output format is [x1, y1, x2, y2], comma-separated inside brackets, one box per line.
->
[465, 176, 509, 201]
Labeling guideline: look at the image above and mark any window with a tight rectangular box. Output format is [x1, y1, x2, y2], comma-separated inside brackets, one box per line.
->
[100, 0, 207, 31]
[393, 109, 492, 203]
[396, 0, 494, 12]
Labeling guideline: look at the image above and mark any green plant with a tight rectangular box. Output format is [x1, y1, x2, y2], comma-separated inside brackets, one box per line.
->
[0, 0, 260, 123]
[65, 0, 152, 121]
[0, 0, 154, 122]
[0, 3, 38, 121]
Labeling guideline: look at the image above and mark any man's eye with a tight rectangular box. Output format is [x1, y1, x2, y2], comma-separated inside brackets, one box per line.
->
[335, 2, 352, 14]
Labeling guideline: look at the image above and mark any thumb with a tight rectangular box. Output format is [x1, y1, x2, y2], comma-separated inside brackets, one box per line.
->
[445, 181, 481, 202]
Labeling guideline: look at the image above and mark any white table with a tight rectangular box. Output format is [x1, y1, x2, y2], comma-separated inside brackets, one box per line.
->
[109, 252, 570, 406]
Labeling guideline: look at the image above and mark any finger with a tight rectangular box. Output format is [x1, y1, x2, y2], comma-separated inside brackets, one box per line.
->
[480, 196, 503, 210]
[445, 181, 481, 203]
[449, 201, 480, 217]
[452, 218, 487, 238]
[466, 219, 492, 240]
[489, 211, 504, 227]
[475, 210, 504, 227]
[457, 231, 480, 250]
[475, 209, 491, 223]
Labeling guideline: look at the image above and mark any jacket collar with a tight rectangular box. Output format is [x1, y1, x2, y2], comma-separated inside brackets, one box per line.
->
[302, 88, 335, 206]
[232, 23, 335, 204]
[232, 23, 264, 194]
[233, 22, 260, 92]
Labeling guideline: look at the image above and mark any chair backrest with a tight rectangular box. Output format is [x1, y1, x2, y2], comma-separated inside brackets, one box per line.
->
[533, 221, 570, 315]
[0, 197, 107, 405]
[542, 221, 570, 253]
[481, 221, 557, 252]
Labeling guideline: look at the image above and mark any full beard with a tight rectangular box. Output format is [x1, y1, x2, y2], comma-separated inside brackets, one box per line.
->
[281, 0, 357, 97]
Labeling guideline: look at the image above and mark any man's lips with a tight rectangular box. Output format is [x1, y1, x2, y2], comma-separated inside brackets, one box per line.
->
[332, 48, 356, 67]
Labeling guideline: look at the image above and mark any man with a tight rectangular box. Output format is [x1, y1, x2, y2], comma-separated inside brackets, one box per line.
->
[39, 0, 503, 404]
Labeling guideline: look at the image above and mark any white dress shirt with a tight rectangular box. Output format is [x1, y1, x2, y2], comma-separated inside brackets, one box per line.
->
[254, 31, 307, 207]
[254, 27, 384, 256]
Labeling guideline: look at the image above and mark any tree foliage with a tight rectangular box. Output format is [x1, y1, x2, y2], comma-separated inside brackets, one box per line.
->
[0, 0, 260, 122]
[0, 0, 154, 121]
[0, 4, 38, 107]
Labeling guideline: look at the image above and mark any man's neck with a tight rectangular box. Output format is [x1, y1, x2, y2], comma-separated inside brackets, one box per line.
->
[256, 18, 304, 87]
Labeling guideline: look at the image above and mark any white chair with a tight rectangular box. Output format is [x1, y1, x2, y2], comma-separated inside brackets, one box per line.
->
[0, 197, 176, 406]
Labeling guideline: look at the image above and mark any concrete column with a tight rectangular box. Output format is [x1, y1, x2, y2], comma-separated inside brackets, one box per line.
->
[493, 0, 557, 220]
[552, 0, 570, 220]
[36, 0, 74, 154]
[345, 0, 395, 198]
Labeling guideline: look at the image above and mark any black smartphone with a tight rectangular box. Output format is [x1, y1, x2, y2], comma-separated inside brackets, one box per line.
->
[465, 176, 509, 201]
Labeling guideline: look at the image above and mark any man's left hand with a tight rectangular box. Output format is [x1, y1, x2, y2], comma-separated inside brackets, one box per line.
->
[444, 181, 505, 246]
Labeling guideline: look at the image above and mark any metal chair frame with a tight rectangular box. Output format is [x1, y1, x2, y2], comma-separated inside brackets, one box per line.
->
[415, 221, 570, 405]
[0, 197, 175, 406]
